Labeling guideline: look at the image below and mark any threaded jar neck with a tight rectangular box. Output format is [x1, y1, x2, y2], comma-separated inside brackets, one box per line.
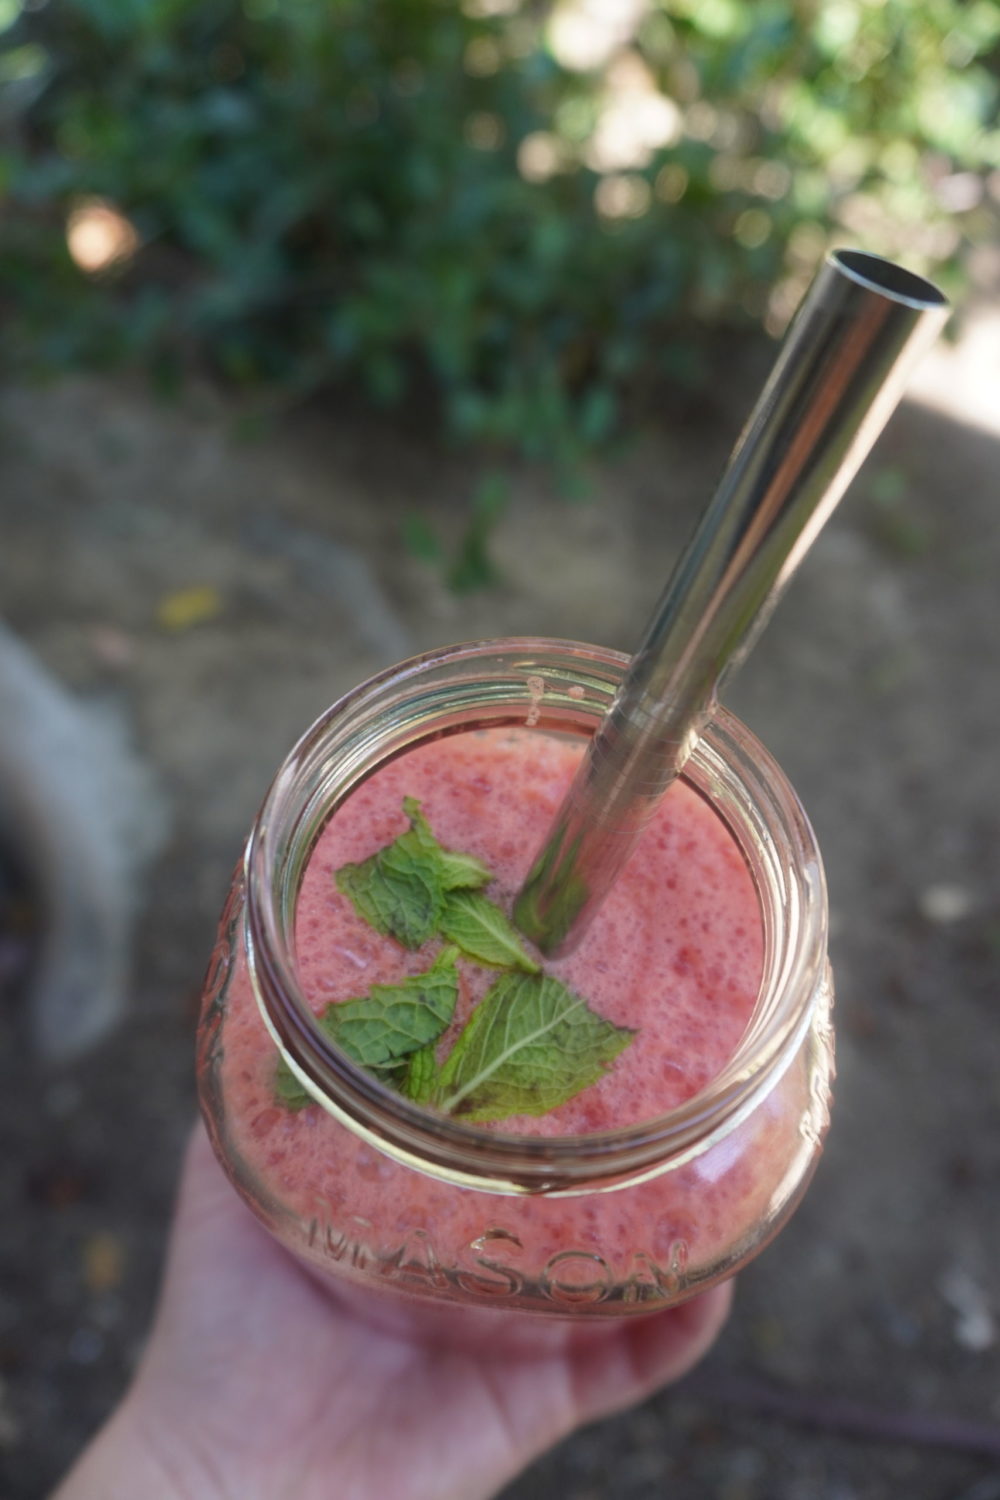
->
[245, 639, 828, 1196]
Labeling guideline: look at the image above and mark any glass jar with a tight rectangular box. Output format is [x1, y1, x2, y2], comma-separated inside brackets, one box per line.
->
[197, 639, 834, 1348]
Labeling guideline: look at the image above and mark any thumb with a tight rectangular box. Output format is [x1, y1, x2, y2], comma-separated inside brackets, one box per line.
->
[565, 1281, 733, 1427]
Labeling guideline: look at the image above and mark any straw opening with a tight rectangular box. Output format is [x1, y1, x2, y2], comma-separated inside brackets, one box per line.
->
[832, 248, 948, 309]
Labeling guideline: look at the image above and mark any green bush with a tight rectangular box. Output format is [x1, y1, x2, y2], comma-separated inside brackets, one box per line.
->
[2, 0, 998, 570]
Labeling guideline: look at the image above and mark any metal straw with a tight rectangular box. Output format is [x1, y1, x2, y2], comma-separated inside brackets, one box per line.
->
[515, 249, 949, 956]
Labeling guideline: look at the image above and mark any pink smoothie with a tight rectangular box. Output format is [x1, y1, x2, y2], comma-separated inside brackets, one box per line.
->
[292, 727, 761, 1133]
[205, 726, 819, 1327]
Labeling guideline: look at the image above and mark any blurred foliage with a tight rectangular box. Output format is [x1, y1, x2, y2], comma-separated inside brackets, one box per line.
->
[1, 0, 998, 572]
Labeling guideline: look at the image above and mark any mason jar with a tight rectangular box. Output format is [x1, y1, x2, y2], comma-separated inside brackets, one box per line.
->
[196, 639, 834, 1349]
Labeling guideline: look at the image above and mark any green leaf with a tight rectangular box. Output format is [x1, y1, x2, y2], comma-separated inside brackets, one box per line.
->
[446, 471, 509, 593]
[336, 798, 490, 949]
[437, 847, 495, 889]
[274, 1056, 312, 1111]
[370, 1062, 406, 1090]
[440, 889, 540, 972]
[402, 513, 444, 564]
[401, 797, 492, 890]
[436, 972, 635, 1124]
[324, 946, 460, 1072]
[399, 795, 437, 850]
[336, 842, 445, 949]
[399, 1043, 441, 1104]
[273, 949, 459, 1110]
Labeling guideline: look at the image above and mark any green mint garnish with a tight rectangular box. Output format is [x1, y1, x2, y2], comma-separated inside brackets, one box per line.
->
[335, 797, 490, 949]
[274, 1056, 312, 1111]
[335, 842, 445, 950]
[402, 797, 493, 891]
[275, 797, 636, 1123]
[435, 971, 634, 1123]
[398, 1043, 441, 1105]
[440, 889, 540, 973]
[323, 945, 459, 1071]
[272, 947, 458, 1109]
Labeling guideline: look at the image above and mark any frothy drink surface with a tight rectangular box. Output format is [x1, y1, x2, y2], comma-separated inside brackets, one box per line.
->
[222, 726, 761, 1150]
[293, 728, 761, 1133]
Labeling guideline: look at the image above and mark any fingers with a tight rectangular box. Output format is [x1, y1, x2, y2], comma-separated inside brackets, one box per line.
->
[164, 1118, 733, 1426]
[161, 1122, 290, 1284]
[136, 1123, 313, 1392]
[624, 1279, 734, 1390]
[171, 1121, 245, 1246]
[567, 1281, 734, 1425]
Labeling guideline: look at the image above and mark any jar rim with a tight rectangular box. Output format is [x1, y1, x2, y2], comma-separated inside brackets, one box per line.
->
[245, 637, 828, 1195]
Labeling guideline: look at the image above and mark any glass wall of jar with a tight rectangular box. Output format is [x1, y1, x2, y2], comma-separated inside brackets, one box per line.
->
[197, 640, 834, 1348]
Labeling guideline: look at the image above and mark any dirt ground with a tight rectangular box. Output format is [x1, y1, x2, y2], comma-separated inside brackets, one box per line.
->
[1, 322, 998, 1499]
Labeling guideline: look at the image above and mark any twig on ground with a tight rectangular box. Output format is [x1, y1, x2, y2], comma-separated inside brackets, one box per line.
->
[682, 1370, 1000, 1460]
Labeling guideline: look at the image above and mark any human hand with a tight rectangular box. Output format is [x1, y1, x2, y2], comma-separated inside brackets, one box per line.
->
[54, 1124, 731, 1500]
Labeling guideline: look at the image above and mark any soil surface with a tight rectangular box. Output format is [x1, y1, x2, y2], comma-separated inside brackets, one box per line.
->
[1, 323, 998, 1499]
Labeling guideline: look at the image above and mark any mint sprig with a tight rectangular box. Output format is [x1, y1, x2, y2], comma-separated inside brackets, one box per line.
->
[324, 944, 459, 1070]
[440, 889, 540, 973]
[435, 972, 634, 1122]
[336, 798, 538, 972]
[402, 797, 493, 892]
[398, 1043, 440, 1105]
[274, 1056, 312, 1111]
[273, 946, 458, 1110]
[335, 796, 490, 950]
[277, 796, 636, 1124]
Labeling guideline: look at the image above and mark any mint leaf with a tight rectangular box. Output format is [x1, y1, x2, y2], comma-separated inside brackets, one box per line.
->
[273, 949, 459, 1110]
[274, 1056, 312, 1111]
[400, 795, 438, 850]
[401, 797, 491, 889]
[436, 972, 634, 1123]
[336, 842, 445, 949]
[440, 889, 540, 973]
[399, 1043, 440, 1104]
[436, 848, 494, 890]
[336, 799, 490, 949]
[325, 946, 459, 1071]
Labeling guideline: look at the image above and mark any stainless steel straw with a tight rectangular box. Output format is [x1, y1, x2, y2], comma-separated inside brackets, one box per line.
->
[515, 249, 949, 956]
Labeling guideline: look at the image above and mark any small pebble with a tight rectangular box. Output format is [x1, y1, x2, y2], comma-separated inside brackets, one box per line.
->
[83, 1231, 126, 1295]
[68, 1327, 104, 1365]
[938, 1264, 996, 1351]
[918, 884, 976, 924]
[89, 625, 135, 669]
